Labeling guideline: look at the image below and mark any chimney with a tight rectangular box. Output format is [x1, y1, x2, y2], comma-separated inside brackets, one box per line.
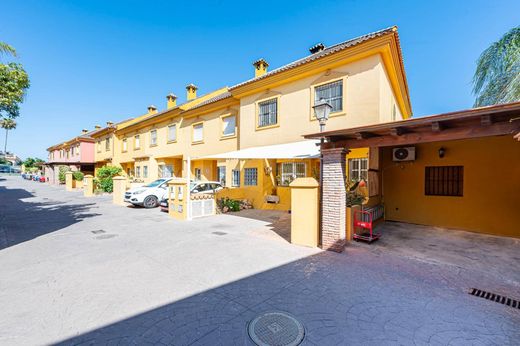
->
[94, 125, 101, 130]
[82, 129, 89, 134]
[106, 121, 114, 127]
[186, 84, 198, 101]
[253, 58, 269, 78]
[309, 43, 325, 54]
[166, 93, 177, 109]
[147, 105, 158, 115]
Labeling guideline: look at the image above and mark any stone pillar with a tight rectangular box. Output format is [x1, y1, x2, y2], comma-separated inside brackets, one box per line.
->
[321, 147, 347, 252]
[83, 175, 94, 197]
[112, 176, 127, 205]
[290, 177, 319, 247]
[65, 172, 73, 191]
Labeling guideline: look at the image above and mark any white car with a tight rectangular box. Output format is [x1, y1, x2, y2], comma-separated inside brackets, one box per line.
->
[125, 179, 224, 208]
[124, 178, 172, 208]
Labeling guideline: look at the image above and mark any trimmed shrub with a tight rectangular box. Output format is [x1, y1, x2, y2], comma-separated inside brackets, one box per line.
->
[58, 165, 70, 184]
[95, 165, 122, 193]
[72, 171, 84, 181]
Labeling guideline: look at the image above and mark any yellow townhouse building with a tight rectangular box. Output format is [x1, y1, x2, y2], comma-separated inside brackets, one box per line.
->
[89, 26, 411, 210]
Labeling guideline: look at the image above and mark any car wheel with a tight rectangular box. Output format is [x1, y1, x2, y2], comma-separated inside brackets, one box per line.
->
[143, 195, 159, 208]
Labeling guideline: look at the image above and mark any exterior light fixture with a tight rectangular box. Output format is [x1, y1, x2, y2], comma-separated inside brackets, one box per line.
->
[438, 147, 446, 158]
[313, 98, 333, 132]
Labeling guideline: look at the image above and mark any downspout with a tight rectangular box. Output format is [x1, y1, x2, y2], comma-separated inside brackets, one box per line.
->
[186, 156, 192, 220]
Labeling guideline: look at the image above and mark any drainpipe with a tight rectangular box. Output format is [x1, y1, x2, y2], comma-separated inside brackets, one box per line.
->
[319, 137, 323, 247]
[186, 156, 192, 220]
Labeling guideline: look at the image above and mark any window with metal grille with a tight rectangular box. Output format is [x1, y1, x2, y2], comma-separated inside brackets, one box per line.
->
[349, 158, 368, 182]
[143, 165, 148, 178]
[122, 138, 127, 152]
[232, 169, 240, 187]
[105, 138, 110, 151]
[135, 166, 141, 178]
[277, 162, 306, 186]
[168, 124, 177, 142]
[244, 168, 258, 186]
[258, 98, 278, 128]
[314, 80, 343, 113]
[217, 166, 226, 186]
[425, 166, 463, 196]
[150, 130, 157, 146]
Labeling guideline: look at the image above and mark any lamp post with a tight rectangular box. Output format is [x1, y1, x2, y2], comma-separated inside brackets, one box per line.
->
[312, 99, 332, 247]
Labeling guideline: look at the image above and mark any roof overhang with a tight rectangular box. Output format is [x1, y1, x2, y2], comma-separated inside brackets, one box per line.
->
[304, 102, 520, 149]
[199, 140, 320, 160]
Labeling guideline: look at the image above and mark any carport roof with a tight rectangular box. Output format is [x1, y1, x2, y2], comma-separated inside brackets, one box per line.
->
[304, 102, 520, 149]
[199, 140, 320, 159]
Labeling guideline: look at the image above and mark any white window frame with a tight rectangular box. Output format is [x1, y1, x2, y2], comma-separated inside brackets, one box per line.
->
[143, 165, 148, 178]
[232, 169, 240, 187]
[150, 129, 157, 146]
[134, 135, 141, 150]
[122, 138, 128, 152]
[217, 166, 226, 186]
[348, 158, 368, 182]
[135, 166, 141, 178]
[105, 138, 110, 151]
[277, 162, 306, 186]
[167, 124, 177, 142]
[221, 114, 236, 137]
[192, 123, 204, 143]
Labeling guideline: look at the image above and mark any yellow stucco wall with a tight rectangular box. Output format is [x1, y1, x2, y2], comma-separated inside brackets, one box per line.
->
[382, 136, 520, 237]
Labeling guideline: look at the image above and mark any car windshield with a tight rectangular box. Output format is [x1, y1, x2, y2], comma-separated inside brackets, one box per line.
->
[145, 179, 168, 188]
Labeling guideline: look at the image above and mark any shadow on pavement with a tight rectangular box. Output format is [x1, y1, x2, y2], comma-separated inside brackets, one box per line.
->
[0, 185, 100, 250]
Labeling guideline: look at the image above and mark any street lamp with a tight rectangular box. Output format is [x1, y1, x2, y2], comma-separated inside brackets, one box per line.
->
[313, 98, 333, 132]
[312, 98, 332, 248]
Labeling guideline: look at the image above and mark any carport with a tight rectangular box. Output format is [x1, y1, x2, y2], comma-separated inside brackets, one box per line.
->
[304, 102, 520, 252]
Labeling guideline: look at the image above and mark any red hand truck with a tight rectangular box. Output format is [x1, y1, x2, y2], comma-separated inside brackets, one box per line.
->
[353, 209, 381, 243]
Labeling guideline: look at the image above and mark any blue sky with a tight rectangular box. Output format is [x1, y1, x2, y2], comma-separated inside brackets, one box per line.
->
[1, 0, 519, 160]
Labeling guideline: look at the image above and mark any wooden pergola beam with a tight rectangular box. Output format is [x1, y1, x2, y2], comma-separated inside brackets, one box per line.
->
[323, 121, 519, 149]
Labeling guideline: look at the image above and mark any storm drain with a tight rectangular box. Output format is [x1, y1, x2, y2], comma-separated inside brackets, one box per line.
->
[96, 234, 117, 240]
[212, 231, 227, 236]
[91, 230, 105, 234]
[469, 288, 520, 309]
[248, 312, 304, 346]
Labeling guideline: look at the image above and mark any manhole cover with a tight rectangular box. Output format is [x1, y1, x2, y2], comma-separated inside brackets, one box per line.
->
[248, 312, 304, 346]
[96, 234, 117, 240]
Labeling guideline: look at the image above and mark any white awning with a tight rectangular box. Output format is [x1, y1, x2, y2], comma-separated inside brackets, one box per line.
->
[199, 140, 320, 160]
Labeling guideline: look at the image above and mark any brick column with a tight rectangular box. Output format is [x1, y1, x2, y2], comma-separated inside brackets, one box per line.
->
[321, 147, 347, 252]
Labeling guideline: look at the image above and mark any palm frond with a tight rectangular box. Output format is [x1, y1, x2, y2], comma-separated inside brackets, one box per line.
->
[0, 42, 17, 58]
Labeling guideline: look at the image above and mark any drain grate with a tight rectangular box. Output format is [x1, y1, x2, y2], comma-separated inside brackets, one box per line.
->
[91, 230, 106, 234]
[212, 231, 227, 236]
[96, 234, 117, 240]
[469, 288, 520, 309]
[248, 312, 304, 346]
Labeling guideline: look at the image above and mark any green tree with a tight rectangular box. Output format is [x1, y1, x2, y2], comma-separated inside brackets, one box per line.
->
[472, 27, 520, 107]
[0, 41, 30, 119]
[22, 157, 44, 169]
[1, 118, 16, 153]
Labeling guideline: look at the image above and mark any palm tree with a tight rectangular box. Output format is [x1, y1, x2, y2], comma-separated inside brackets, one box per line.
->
[1, 118, 17, 154]
[472, 27, 520, 107]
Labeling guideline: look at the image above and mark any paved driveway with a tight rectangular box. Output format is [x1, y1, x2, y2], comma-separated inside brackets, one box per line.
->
[0, 176, 519, 345]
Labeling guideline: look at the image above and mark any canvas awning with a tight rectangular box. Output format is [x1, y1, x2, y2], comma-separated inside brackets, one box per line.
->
[200, 140, 320, 160]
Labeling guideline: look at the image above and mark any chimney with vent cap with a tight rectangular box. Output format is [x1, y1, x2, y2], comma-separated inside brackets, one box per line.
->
[82, 129, 88, 134]
[186, 84, 198, 101]
[94, 125, 101, 130]
[253, 58, 269, 78]
[309, 43, 325, 54]
[106, 121, 114, 127]
[166, 93, 177, 109]
[147, 105, 157, 115]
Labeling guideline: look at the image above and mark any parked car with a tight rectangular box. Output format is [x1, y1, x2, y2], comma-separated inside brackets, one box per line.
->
[158, 181, 223, 212]
[39, 176, 46, 182]
[124, 178, 173, 208]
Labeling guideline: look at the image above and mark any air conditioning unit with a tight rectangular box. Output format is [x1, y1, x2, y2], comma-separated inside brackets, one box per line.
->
[392, 147, 416, 161]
